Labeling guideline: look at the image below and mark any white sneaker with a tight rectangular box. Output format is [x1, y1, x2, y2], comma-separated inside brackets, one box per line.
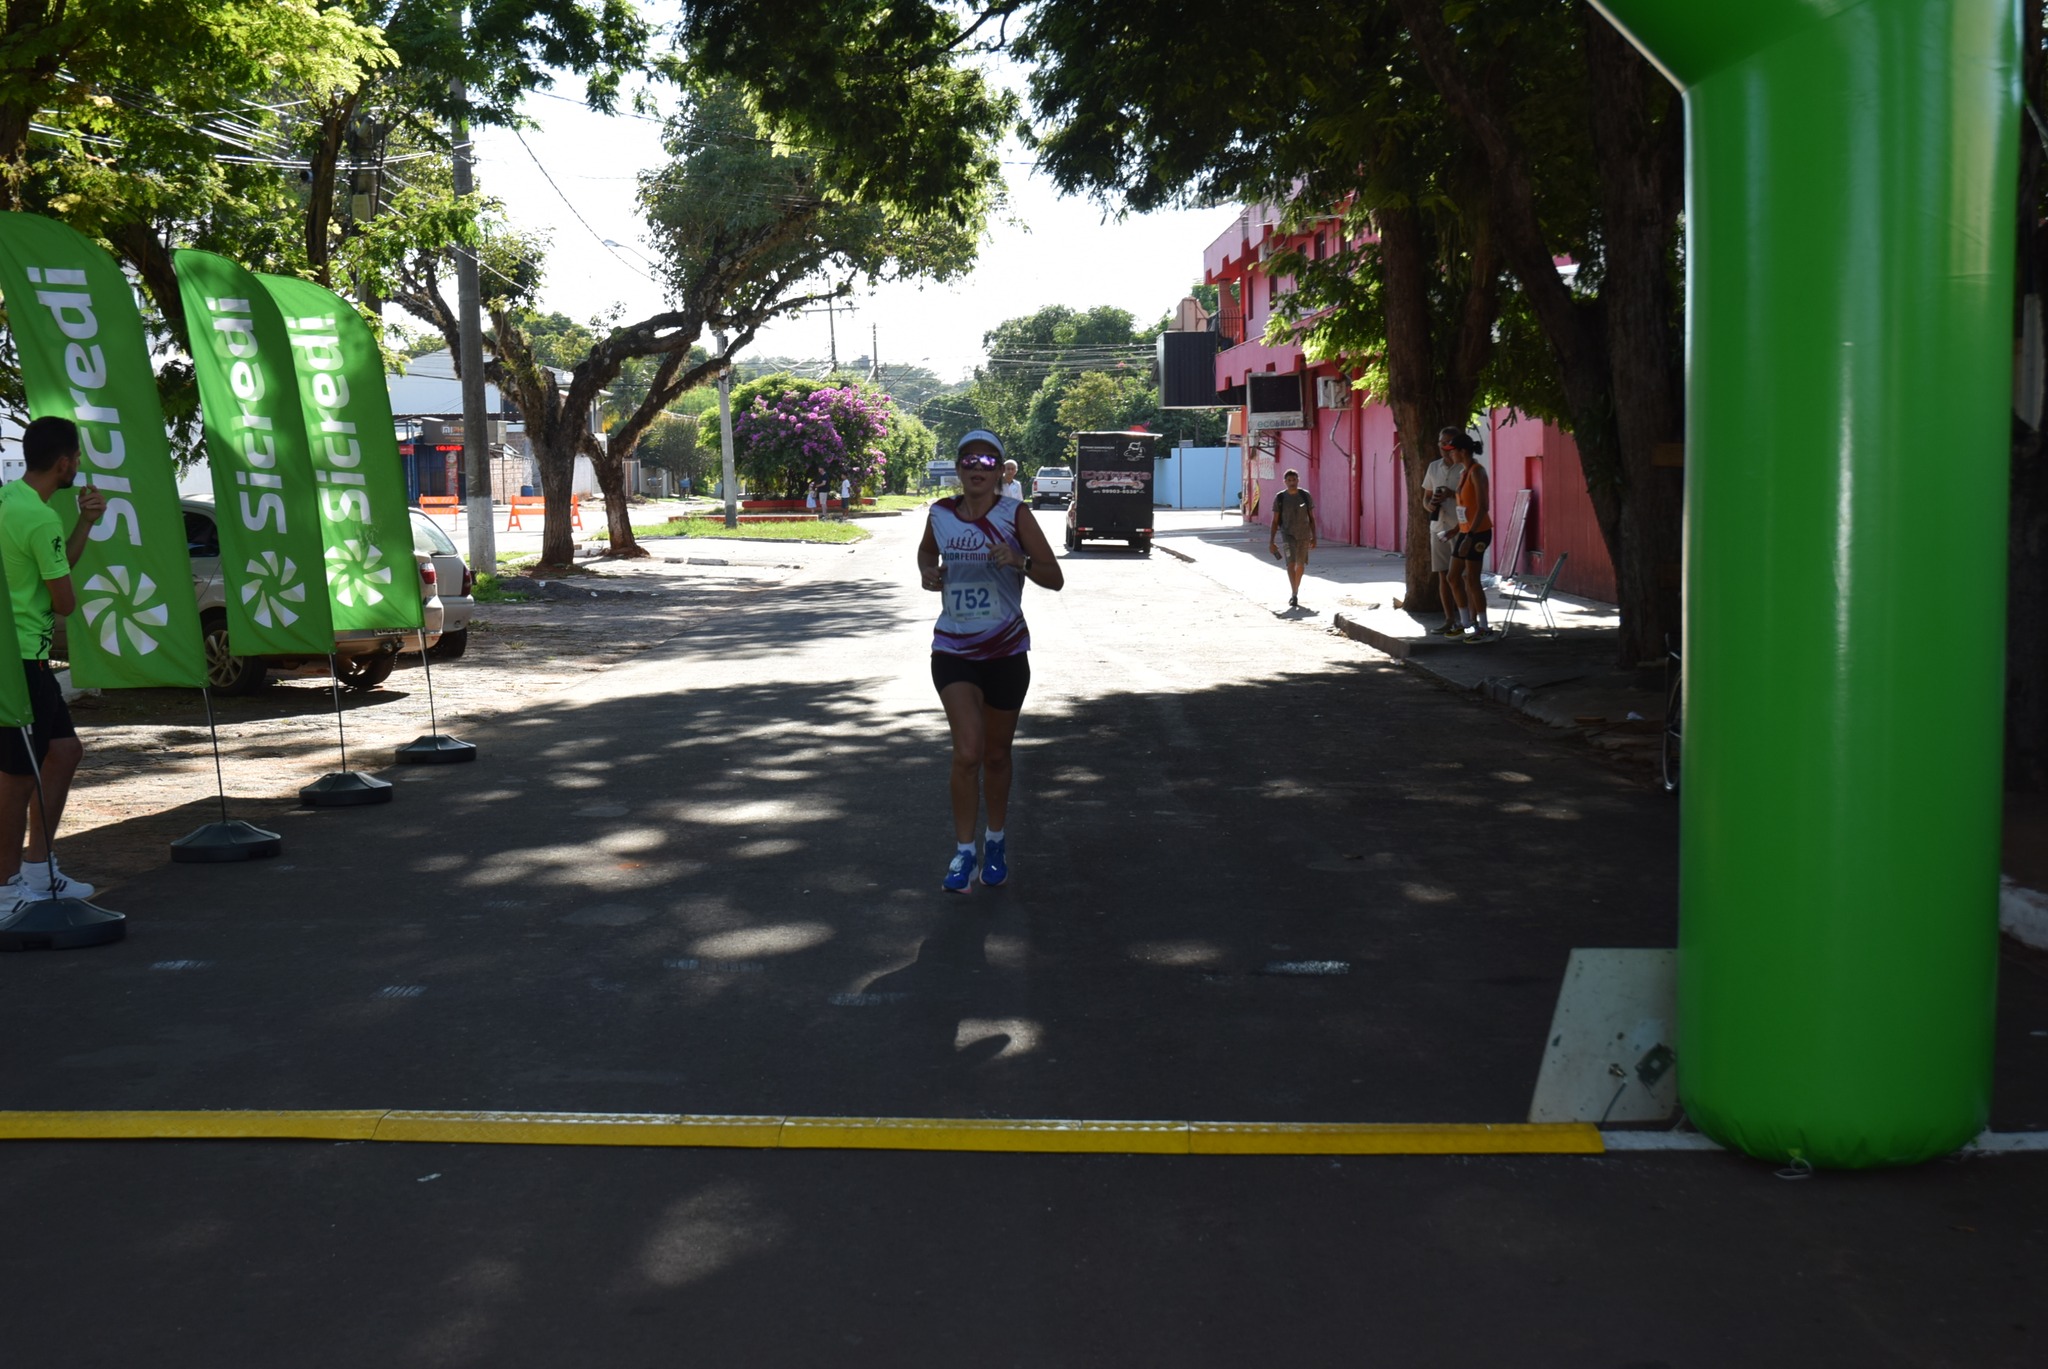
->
[0, 874, 24, 914]
[21, 860, 95, 901]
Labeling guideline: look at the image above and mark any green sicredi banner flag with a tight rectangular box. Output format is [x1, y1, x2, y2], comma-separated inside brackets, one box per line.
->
[0, 557, 33, 728]
[0, 212, 206, 689]
[254, 273, 421, 633]
[172, 248, 333, 658]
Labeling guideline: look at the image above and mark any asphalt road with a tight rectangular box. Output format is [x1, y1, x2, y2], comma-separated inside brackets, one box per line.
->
[4, 509, 2044, 1367]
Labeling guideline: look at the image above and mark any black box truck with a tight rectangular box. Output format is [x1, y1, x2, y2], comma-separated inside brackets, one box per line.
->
[1063, 430, 1156, 555]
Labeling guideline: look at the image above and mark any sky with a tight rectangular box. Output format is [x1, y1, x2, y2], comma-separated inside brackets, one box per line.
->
[462, 81, 1236, 384]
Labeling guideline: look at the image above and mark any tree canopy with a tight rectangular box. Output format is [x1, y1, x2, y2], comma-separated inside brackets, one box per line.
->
[1020, 0, 1684, 661]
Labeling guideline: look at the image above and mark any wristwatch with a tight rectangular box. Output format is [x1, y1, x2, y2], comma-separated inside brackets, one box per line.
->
[1022, 555, 1033, 575]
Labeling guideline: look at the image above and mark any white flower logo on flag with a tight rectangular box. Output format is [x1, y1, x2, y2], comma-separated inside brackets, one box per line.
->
[324, 537, 392, 608]
[241, 549, 307, 628]
[78, 565, 169, 656]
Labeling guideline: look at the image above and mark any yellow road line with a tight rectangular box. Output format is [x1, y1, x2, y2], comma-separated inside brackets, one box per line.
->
[780, 1117, 1193, 1154]
[0, 1110, 1605, 1155]
[0, 1110, 386, 1141]
[374, 1111, 785, 1148]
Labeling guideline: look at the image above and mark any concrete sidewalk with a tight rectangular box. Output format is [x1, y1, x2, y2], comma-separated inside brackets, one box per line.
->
[1149, 510, 1662, 764]
[1150, 509, 2048, 948]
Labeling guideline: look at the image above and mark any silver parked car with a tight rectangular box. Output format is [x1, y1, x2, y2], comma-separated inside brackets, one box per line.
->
[405, 507, 473, 661]
[54, 498, 446, 692]
[177, 497, 442, 692]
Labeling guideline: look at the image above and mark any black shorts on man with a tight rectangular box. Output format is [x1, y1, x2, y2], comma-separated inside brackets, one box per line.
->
[930, 651, 1032, 712]
[0, 661, 77, 776]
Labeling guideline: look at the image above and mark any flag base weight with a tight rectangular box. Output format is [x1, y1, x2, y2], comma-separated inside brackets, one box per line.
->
[0, 896, 126, 952]
[170, 819, 283, 863]
[396, 734, 476, 764]
[300, 772, 393, 806]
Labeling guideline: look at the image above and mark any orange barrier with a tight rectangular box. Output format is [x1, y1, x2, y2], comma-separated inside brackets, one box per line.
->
[418, 495, 461, 527]
[504, 493, 581, 531]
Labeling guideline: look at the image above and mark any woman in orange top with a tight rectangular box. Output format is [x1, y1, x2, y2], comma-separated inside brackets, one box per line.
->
[1444, 431, 1495, 640]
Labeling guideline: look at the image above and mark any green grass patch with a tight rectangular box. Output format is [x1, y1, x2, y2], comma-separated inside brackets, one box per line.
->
[472, 572, 530, 603]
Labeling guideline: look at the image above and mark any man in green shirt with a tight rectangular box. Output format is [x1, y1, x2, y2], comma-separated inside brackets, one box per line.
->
[0, 416, 106, 908]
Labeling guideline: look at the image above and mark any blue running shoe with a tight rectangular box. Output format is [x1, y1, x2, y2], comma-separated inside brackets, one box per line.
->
[943, 848, 975, 893]
[981, 836, 1008, 887]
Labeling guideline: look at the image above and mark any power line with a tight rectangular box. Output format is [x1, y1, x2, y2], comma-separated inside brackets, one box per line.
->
[509, 127, 657, 283]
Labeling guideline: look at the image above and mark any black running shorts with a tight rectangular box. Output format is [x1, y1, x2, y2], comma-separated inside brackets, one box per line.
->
[0, 660, 77, 777]
[931, 650, 1032, 712]
[1452, 529, 1493, 562]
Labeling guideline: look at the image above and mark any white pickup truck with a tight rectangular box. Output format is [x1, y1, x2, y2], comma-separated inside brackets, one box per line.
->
[1031, 465, 1075, 509]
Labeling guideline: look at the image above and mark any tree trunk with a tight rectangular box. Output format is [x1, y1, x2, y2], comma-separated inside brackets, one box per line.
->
[1379, 206, 1453, 610]
[1584, 13, 1685, 664]
[0, 3, 59, 212]
[1402, 0, 1682, 665]
[303, 92, 360, 286]
[1376, 202, 1495, 615]
[591, 437, 644, 558]
[535, 430, 579, 570]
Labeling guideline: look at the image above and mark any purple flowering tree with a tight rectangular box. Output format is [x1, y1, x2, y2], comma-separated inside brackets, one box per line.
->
[732, 382, 893, 500]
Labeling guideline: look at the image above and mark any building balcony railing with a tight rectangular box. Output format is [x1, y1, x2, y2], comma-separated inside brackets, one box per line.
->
[1213, 304, 1246, 347]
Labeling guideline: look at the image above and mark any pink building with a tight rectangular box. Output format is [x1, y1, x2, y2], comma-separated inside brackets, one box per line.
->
[1200, 208, 1616, 602]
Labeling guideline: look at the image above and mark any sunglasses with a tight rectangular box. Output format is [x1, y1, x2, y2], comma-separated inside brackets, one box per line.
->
[957, 454, 1000, 470]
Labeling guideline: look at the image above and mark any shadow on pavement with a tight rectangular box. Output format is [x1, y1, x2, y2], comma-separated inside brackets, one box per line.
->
[13, 623, 2048, 1133]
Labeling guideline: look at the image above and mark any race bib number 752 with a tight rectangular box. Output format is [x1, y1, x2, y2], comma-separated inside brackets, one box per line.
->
[948, 586, 995, 622]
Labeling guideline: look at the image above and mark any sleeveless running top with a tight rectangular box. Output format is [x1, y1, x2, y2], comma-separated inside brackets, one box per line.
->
[1457, 464, 1493, 534]
[930, 495, 1030, 659]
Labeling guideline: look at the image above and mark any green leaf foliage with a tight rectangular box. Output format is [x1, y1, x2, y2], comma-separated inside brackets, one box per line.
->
[670, 0, 1015, 226]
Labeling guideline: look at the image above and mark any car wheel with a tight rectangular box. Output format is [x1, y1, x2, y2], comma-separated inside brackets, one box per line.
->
[1064, 525, 1077, 552]
[201, 612, 266, 695]
[427, 628, 468, 661]
[336, 652, 397, 691]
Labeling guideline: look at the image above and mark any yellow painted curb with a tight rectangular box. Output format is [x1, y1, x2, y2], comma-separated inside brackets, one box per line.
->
[780, 1116, 1192, 1154]
[1189, 1122, 1605, 1156]
[0, 1110, 385, 1141]
[0, 1111, 1607, 1156]
[374, 1111, 784, 1148]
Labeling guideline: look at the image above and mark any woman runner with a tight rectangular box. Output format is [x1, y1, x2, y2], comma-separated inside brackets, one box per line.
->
[916, 429, 1064, 891]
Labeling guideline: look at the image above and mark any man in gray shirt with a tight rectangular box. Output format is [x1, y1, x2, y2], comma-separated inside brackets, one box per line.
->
[1422, 428, 1467, 636]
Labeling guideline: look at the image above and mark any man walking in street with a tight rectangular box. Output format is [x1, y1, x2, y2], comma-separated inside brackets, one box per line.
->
[1423, 429, 1466, 635]
[0, 416, 104, 908]
[1000, 459, 1024, 503]
[1268, 468, 1316, 609]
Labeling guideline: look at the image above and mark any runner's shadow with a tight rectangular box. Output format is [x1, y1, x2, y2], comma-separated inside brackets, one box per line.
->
[862, 912, 991, 998]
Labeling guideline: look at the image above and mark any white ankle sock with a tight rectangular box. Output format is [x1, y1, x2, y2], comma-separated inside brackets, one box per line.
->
[984, 828, 1004, 842]
[956, 841, 975, 854]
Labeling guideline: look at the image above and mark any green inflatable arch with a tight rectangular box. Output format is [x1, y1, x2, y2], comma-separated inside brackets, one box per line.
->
[1590, 0, 2021, 1166]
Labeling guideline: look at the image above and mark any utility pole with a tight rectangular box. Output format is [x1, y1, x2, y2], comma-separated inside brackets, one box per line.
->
[826, 298, 838, 373]
[449, 66, 497, 573]
[715, 329, 739, 530]
[869, 323, 879, 385]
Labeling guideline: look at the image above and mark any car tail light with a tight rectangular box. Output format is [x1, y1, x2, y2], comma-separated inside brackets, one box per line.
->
[421, 562, 437, 587]
[460, 565, 473, 597]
